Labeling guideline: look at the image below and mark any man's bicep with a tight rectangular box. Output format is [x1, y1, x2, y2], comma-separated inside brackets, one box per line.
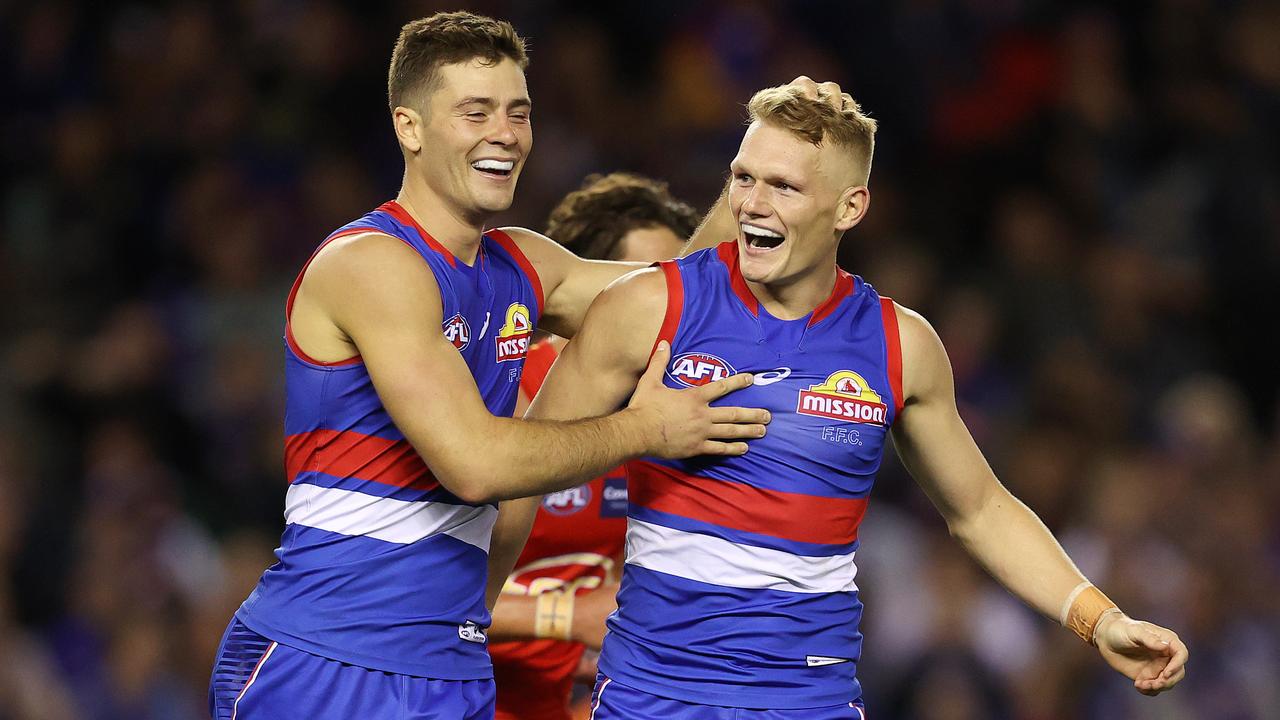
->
[891, 307, 1000, 523]
[314, 238, 495, 475]
[527, 269, 665, 421]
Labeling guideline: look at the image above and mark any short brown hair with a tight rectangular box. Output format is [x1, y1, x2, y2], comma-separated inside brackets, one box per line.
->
[388, 11, 529, 111]
[545, 173, 700, 261]
[746, 85, 878, 183]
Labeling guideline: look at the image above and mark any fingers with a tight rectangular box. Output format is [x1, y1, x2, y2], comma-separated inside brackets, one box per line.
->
[639, 340, 671, 389]
[698, 371, 756, 400]
[709, 423, 768, 440]
[708, 405, 772, 425]
[789, 75, 818, 97]
[700, 440, 750, 456]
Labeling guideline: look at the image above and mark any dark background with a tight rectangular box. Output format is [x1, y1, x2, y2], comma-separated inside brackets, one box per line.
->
[1, 1, 1277, 718]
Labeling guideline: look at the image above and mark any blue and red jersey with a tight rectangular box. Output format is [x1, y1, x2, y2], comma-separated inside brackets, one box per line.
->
[599, 241, 903, 709]
[236, 201, 542, 679]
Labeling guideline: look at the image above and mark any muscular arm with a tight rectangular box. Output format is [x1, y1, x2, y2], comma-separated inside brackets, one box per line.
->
[890, 302, 1187, 694]
[486, 269, 670, 638]
[295, 234, 761, 504]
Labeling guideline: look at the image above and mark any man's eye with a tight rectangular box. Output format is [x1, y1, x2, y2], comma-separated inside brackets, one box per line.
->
[466, 112, 487, 120]
[777, 183, 794, 192]
[510, 113, 529, 123]
[735, 174, 753, 184]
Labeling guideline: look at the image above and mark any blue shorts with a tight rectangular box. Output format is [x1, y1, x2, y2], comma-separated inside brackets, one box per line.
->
[588, 674, 866, 720]
[209, 618, 495, 720]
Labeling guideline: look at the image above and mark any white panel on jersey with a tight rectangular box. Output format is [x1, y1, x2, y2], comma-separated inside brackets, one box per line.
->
[283, 484, 497, 552]
[624, 519, 858, 594]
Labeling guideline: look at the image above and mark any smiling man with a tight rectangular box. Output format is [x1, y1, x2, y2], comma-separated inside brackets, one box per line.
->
[526, 81, 1189, 718]
[206, 12, 770, 720]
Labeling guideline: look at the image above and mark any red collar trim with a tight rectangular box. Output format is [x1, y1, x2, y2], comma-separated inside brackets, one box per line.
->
[716, 240, 854, 324]
[379, 201, 457, 267]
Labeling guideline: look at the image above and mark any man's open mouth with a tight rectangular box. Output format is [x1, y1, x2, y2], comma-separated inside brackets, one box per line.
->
[471, 159, 515, 178]
[742, 225, 784, 250]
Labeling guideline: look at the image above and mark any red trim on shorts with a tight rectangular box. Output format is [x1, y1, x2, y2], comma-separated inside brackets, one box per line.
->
[651, 260, 684, 358]
[285, 428, 440, 491]
[880, 297, 904, 418]
[486, 228, 545, 318]
[284, 227, 375, 367]
[808, 269, 856, 327]
[715, 240, 760, 316]
[379, 200, 457, 268]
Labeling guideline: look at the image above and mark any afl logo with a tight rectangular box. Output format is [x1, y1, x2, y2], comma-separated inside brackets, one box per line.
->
[669, 352, 735, 387]
[443, 313, 470, 350]
[543, 484, 591, 516]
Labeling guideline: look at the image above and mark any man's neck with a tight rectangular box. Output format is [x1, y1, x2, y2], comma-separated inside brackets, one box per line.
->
[395, 175, 487, 266]
[747, 261, 839, 321]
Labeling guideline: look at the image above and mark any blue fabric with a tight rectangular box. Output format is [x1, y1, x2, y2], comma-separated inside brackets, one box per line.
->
[210, 618, 495, 720]
[589, 674, 867, 719]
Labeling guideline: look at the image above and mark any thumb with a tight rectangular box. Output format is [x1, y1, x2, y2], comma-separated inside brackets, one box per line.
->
[639, 341, 671, 390]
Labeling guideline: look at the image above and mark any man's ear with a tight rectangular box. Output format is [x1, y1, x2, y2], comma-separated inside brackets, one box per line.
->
[835, 185, 870, 232]
[392, 106, 424, 154]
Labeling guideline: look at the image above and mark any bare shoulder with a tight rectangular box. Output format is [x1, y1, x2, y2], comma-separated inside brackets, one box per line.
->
[591, 265, 669, 317]
[888, 301, 952, 402]
[301, 231, 443, 326]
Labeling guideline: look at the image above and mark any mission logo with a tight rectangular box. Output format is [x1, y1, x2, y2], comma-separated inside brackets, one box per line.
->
[442, 313, 470, 350]
[669, 352, 735, 387]
[495, 303, 533, 362]
[797, 370, 888, 426]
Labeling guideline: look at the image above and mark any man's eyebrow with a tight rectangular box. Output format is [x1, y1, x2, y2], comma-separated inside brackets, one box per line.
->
[455, 96, 532, 110]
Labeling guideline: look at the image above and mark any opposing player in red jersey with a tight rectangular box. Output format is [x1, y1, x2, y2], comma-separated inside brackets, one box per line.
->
[525, 79, 1190, 717]
[486, 173, 700, 720]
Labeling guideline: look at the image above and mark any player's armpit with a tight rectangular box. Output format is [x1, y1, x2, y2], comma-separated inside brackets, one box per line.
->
[495, 226, 645, 338]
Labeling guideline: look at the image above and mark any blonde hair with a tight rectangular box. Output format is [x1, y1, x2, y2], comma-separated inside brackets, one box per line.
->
[746, 85, 877, 183]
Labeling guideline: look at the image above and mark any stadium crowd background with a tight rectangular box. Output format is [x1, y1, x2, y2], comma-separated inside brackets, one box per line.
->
[2, 1, 1278, 718]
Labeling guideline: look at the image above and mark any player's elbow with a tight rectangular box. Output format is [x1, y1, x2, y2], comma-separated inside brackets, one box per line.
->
[436, 469, 503, 505]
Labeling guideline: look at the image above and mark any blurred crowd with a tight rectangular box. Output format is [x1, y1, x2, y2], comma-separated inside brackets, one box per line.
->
[2, 1, 1278, 719]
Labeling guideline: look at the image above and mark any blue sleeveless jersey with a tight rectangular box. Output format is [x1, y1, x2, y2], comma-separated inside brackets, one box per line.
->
[598, 241, 903, 708]
[236, 201, 543, 679]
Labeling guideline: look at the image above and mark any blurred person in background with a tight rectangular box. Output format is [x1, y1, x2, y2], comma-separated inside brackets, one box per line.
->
[207, 11, 766, 720]
[486, 172, 700, 720]
[527, 80, 1188, 718]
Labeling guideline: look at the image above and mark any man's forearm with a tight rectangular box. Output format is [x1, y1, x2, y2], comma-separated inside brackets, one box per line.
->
[443, 409, 651, 504]
[949, 484, 1090, 622]
[486, 496, 541, 609]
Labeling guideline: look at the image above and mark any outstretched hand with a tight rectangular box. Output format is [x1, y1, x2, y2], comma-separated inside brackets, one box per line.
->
[1094, 613, 1189, 695]
[628, 341, 769, 458]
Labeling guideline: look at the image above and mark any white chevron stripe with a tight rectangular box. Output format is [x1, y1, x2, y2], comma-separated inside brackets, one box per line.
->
[624, 519, 858, 594]
[284, 483, 497, 551]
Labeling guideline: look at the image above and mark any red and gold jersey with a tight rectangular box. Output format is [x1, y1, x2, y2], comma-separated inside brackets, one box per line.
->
[492, 341, 628, 720]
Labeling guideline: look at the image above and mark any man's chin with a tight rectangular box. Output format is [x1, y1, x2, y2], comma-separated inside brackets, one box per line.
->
[738, 252, 784, 285]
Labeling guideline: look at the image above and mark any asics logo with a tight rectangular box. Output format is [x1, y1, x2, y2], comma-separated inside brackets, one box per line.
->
[753, 368, 792, 386]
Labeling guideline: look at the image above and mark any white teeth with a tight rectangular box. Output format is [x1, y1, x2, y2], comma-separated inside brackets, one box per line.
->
[472, 159, 514, 172]
[741, 224, 783, 239]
